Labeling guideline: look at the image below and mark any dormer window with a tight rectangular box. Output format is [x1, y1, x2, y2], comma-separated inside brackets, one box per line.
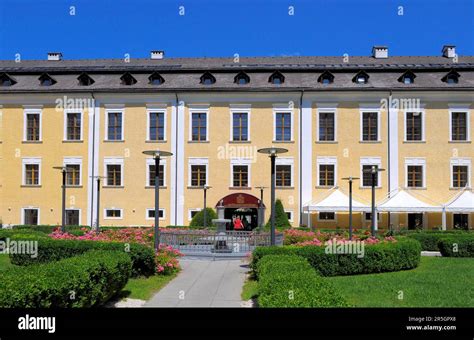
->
[200, 72, 216, 85]
[39, 73, 56, 86]
[442, 70, 460, 84]
[120, 72, 137, 86]
[0, 73, 16, 86]
[353, 71, 369, 84]
[149, 72, 165, 85]
[234, 72, 250, 85]
[269, 71, 285, 85]
[398, 70, 416, 84]
[77, 73, 95, 86]
[318, 71, 334, 85]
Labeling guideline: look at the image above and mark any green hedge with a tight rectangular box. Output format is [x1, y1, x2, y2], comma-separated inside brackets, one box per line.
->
[251, 238, 421, 277]
[256, 255, 348, 307]
[407, 231, 472, 251]
[11, 225, 89, 234]
[438, 234, 474, 257]
[0, 250, 131, 307]
[9, 237, 155, 277]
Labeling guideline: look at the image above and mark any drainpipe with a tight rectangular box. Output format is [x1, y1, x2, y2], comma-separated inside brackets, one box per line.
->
[299, 90, 304, 226]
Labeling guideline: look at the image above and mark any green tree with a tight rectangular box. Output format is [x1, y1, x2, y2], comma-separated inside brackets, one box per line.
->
[189, 207, 218, 228]
[265, 199, 291, 231]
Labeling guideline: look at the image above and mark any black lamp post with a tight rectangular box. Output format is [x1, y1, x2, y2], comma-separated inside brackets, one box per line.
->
[53, 166, 68, 232]
[202, 185, 211, 228]
[363, 166, 385, 237]
[342, 176, 360, 240]
[90, 175, 106, 234]
[255, 186, 267, 229]
[257, 147, 288, 245]
[143, 150, 173, 252]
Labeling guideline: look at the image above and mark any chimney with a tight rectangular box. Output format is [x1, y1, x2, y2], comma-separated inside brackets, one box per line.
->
[442, 45, 456, 58]
[372, 46, 388, 59]
[150, 50, 164, 60]
[47, 52, 62, 61]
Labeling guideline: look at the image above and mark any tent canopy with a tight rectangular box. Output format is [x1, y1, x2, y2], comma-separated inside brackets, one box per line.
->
[303, 188, 370, 212]
[376, 189, 443, 212]
[444, 188, 474, 213]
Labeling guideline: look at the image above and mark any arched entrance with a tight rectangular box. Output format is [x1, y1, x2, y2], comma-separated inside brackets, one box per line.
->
[215, 193, 265, 231]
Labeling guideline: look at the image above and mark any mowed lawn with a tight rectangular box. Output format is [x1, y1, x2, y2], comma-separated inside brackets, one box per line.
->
[328, 257, 474, 307]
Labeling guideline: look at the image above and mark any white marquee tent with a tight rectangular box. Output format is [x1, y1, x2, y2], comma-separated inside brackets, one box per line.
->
[376, 189, 443, 213]
[444, 188, 474, 213]
[303, 188, 370, 212]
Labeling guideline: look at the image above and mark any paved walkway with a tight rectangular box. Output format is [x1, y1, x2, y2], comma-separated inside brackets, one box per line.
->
[145, 258, 249, 307]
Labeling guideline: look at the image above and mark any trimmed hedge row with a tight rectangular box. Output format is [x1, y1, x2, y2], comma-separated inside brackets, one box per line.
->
[407, 232, 473, 251]
[257, 255, 348, 307]
[438, 234, 474, 257]
[0, 250, 131, 307]
[11, 225, 89, 234]
[9, 236, 155, 277]
[251, 238, 421, 277]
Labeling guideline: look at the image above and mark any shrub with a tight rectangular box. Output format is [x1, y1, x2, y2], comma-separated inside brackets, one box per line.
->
[0, 250, 131, 308]
[189, 208, 218, 228]
[407, 231, 472, 251]
[251, 238, 421, 277]
[265, 199, 291, 231]
[256, 255, 348, 307]
[438, 234, 474, 257]
[9, 237, 155, 277]
[12, 225, 89, 234]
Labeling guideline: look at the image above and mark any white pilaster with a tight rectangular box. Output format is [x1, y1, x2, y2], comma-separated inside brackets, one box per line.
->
[176, 99, 185, 225]
[170, 100, 177, 225]
[388, 106, 399, 193]
[300, 99, 313, 221]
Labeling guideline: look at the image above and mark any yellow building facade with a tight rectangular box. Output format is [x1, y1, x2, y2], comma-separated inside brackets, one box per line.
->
[0, 47, 473, 230]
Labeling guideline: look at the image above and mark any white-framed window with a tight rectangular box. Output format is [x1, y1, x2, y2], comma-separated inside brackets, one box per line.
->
[104, 158, 124, 187]
[188, 158, 209, 187]
[22, 158, 41, 186]
[64, 157, 82, 186]
[104, 208, 123, 219]
[363, 212, 381, 223]
[188, 208, 202, 221]
[273, 107, 293, 142]
[317, 109, 337, 142]
[318, 212, 336, 222]
[21, 207, 40, 225]
[450, 158, 471, 188]
[146, 158, 166, 187]
[146, 208, 165, 220]
[230, 158, 252, 188]
[189, 105, 209, 142]
[147, 108, 167, 141]
[360, 157, 382, 188]
[405, 158, 426, 188]
[105, 107, 124, 141]
[65, 208, 81, 226]
[360, 110, 381, 142]
[449, 109, 470, 142]
[285, 210, 294, 222]
[404, 110, 425, 142]
[230, 105, 251, 142]
[276, 157, 294, 187]
[317, 156, 337, 187]
[23, 107, 42, 142]
[64, 109, 83, 141]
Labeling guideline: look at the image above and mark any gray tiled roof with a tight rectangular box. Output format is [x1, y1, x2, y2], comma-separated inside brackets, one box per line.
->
[0, 56, 473, 92]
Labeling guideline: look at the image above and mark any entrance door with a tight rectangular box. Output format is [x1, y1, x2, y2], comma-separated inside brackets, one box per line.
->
[225, 208, 258, 231]
[408, 213, 423, 230]
[453, 214, 469, 230]
[65, 209, 80, 226]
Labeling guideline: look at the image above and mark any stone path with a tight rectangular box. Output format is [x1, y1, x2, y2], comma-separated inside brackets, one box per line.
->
[145, 258, 249, 307]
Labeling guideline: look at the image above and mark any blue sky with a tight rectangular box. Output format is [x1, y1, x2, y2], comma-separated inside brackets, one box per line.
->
[0, 0, 473, 60]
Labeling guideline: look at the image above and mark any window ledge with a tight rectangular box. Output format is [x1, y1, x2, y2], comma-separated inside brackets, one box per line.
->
[229, 187, 251, 190]
[403, 141, 426, 144]
[187, 186, 206, 189]
[146, 140, 167, 143]
[103, 140, 125, 143]
[229, 140, 251, 144]
[103, 186, 124, 188]
[406, 187, 427, 190]
[20, 185, 42, 188]
[66, 185, 83, 188]
[316, 141, 337, 144]
[145, 186, 168, 189]
[359, 141, 382, 144]
[449, 140, 471, 144]
[450, 187, 469, 190]
[188, 140, 210, 143]
[63, 140, 83, 143]
[359, 186, 382, 189]
[272, 140, 294, 143]
[276, 186, 294, 190]
[22, 141, 42, 144]
[316, 186, 335, 189]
